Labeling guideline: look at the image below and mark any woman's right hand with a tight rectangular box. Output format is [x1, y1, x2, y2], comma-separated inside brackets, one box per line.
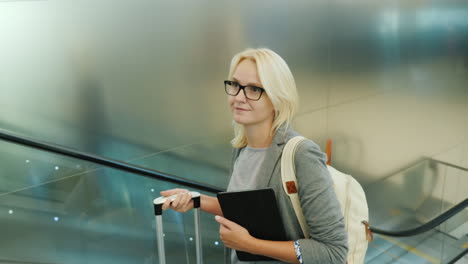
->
[160, 188, 194, 213]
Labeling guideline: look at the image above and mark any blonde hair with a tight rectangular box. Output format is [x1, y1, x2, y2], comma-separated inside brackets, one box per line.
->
[228, 48, 299, 148]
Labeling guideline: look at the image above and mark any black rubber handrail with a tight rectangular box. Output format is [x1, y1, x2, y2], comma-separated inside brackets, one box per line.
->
[1, 129, 467, 239]
[0, 128, 224, 194]
[371, 198, 468, 237]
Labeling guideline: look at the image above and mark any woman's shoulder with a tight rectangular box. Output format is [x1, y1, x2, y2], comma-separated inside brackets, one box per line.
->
[284, 130, 327, 165]
[297, 139, 327, 163]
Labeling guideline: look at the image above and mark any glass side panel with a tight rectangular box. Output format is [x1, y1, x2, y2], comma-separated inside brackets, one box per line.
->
[129, 139, 231, 190]
[365, 159, 467, 231]
[0, 139, 99, 196]
[366, 205, 467, 264]
[440, 203, 468, 264]
[365, 158, 468, 263]
[0, 140, 224, 264]
[366, 224, 468, 264]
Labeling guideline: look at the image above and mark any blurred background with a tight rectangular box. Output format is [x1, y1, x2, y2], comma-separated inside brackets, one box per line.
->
[1, 0, 467, 263]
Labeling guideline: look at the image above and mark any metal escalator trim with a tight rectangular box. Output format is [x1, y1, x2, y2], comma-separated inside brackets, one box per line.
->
[377, 235, 440, 264]
[367, 240, 409, 263]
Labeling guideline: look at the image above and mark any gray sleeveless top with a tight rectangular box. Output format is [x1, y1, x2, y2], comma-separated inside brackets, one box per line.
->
[227, 146, 270, 264]
[228, 146, 268, 191]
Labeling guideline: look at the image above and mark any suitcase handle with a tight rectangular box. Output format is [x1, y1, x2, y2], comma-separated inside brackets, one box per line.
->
[153, 191, 201, 215]
[153, 191, 203, 264]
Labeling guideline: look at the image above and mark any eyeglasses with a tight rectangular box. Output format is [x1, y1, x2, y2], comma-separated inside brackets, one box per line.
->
[224, 80, 265, 101]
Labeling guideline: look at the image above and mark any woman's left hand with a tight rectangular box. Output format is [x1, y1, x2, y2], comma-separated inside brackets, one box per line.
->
[215, 215, 256, 252]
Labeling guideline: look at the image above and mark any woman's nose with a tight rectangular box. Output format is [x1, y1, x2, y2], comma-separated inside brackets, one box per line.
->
[234, 88, 247, 102]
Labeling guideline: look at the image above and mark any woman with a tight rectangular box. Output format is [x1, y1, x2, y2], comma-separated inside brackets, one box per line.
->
[161, 48, 348, 264]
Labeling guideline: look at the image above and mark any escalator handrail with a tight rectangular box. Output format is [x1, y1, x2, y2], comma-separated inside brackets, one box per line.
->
[371, 198, 468, 237]
[0, 128, 224, 193]
[429, 158, 468, 173]
[1, 129, 466, 238]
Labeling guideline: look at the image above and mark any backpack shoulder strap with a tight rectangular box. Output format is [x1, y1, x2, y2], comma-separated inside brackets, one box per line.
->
[281, 136, 310, 238]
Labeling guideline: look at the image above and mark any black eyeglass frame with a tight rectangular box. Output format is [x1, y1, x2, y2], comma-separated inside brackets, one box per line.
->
[224, 80, 266, 101]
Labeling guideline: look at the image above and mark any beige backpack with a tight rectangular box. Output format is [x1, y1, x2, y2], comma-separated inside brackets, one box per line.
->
[281, 136, 373, 264]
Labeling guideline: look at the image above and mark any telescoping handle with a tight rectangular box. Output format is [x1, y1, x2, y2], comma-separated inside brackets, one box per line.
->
[153, 191, 202, 264]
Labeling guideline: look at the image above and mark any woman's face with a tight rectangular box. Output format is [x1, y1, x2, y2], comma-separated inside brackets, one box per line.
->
[228, 59, 275, 128]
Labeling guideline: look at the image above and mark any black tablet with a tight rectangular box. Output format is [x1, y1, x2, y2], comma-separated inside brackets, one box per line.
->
[217, 188, 287, 261]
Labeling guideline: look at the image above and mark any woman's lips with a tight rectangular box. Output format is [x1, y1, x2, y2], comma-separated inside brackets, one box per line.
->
[235, 107, 249, 111]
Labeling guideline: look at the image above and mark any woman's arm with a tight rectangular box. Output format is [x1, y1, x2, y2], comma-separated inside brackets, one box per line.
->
[293, 140, 348, 264]
[249, 240, 299, 264]
[200, 194, 223, 216]
[215, 215, 300, 264]
[160, 189, 223, 216]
